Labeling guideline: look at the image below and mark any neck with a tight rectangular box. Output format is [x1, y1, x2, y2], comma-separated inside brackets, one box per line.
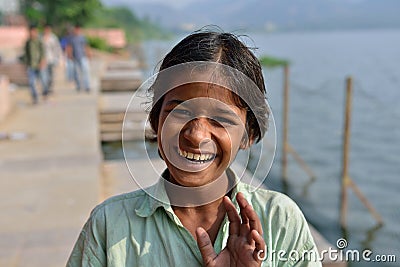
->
[172, 192, 228, 244]
[165, 172, 232, 208]
[166, 171, 234, 243]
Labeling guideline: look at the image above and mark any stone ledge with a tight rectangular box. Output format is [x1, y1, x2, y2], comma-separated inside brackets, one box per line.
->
[0, 75, 12, 122]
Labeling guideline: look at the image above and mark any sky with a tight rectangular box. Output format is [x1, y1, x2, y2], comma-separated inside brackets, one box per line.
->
[102, 0, 196, 8]
[102, 0, 367, 8]
[100, 0, 397, 32]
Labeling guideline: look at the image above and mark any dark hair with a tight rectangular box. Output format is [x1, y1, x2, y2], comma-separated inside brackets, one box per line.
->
[29, 24, 38, 30]
[148, 30, 269, 144]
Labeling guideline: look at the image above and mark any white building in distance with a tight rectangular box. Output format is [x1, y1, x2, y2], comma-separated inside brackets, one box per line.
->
[0, 0, 20, 14]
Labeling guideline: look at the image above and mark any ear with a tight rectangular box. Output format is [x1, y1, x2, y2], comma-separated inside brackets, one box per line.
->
[157, 148, 164, 160]
[157, 141, 165, 161]
[239, 134, 254, 150]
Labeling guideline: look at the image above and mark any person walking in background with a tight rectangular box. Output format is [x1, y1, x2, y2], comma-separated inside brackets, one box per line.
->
[24, 25, 48, 104]
[60, 27, 74, 82]
[66, 24, 91, 92]
[42, 24, 62, 94]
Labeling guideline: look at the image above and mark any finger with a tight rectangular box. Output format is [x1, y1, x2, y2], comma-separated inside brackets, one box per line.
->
[237, 193, 263, 235]
[236, 192, 249, 224]
[236, 193, 253, 240]
[251, 230, 266, 262]
[223, 196, 241, 236]
[244, 204, 263, 236]
[196, 227, 217, 265]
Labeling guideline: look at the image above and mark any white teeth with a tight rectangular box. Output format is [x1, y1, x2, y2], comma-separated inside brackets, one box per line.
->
[179, 149, 214, 162]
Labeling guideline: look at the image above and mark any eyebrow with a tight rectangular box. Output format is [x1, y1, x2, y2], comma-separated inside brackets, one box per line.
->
[165, 99, 185, 107]
[214, 107, 238, 117]
[165, 99, 239, 117]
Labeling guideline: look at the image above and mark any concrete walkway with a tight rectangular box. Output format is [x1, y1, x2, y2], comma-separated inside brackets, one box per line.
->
[0, 64, 103, 266]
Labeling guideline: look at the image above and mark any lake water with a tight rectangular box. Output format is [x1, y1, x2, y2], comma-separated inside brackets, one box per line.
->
[103, 29, 400, 266]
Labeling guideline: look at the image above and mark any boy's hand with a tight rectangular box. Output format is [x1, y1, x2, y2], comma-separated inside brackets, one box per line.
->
[196, 192, 266, 266]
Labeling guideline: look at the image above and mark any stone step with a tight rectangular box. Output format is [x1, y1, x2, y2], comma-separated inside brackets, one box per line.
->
[100, 70, 143, 92]
[0, 63, 28, 86]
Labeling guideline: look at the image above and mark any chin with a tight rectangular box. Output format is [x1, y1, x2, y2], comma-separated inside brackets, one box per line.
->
[168, 166, 225, 187]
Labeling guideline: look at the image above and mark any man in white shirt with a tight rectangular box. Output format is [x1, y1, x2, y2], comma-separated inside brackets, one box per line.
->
[42, 24, 62, 94]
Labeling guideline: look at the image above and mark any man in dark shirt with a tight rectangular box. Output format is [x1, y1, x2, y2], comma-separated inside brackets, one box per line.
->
[66, 25, 91, 92]
[24, 25, 48, 104]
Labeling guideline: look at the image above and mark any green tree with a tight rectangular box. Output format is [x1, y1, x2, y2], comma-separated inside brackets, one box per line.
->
[86, 6, 169, 43]
[20, 0, 102, 26]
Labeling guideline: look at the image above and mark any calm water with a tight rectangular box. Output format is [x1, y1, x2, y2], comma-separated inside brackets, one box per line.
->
[104, 29, 400, 266]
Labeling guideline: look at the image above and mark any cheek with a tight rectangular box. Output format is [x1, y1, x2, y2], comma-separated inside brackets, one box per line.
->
[218, 127, 245, 152]
[157, 115, 184, 144]
[160, 116, 180, 130]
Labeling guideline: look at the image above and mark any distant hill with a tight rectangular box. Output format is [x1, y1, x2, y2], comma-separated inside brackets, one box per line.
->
[103, 0, 400, 32]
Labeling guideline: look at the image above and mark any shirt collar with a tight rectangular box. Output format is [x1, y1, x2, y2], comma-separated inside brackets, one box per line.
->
[135, 168, 241, 217]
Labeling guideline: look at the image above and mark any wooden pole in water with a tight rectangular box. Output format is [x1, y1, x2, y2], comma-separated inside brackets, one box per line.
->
[282, 64, 290, 183]
[287, 144, 316, 180]
[340, 76, 352, 228]
[340, 76, 384, 227]
[348, 179, 383, 225]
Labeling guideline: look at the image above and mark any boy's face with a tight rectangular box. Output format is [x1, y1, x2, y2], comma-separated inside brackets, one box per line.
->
[30, 28, 38, 39]
[157, 83, 248, 187]
[44, 26, 51, 34]
[74, 26, 81, 35]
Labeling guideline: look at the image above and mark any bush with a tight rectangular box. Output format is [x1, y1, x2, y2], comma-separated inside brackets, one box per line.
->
[87, 36, 113, 52]
[259, 55, 289, 68]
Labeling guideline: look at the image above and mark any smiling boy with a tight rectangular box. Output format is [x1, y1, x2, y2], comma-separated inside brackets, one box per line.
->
[67, 30, 322, 267]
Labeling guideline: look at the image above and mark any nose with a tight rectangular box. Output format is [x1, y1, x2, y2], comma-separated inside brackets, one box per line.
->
[182, 118, 212, 147]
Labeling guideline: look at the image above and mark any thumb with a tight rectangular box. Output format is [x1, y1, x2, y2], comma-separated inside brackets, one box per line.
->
[196, 227, 217, 265]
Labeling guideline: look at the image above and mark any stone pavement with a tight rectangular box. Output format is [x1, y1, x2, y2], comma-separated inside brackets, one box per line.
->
[0, 62, 104, 267]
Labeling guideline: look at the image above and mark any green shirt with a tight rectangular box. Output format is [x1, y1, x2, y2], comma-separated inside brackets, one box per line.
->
[24, 38, 44, 69]
[67, 170, 322, 267]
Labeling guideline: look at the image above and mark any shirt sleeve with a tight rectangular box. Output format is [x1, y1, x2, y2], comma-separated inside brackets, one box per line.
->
[23, 41, 29, 65]
[260, 192, 322, 267]
[82, 36, 87, 46]
[39, 41, 45, 62]
[66, 207, 107, 267]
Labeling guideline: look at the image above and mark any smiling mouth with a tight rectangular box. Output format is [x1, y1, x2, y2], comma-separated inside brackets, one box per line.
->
[178, 148, 216, 163]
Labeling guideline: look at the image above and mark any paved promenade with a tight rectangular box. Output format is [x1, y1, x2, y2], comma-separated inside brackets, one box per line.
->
[0, 64, 103, 266]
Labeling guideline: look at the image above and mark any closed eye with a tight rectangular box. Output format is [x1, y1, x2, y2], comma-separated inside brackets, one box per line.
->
[211, 116, 238, 126]
[170, 108, 192, 117]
